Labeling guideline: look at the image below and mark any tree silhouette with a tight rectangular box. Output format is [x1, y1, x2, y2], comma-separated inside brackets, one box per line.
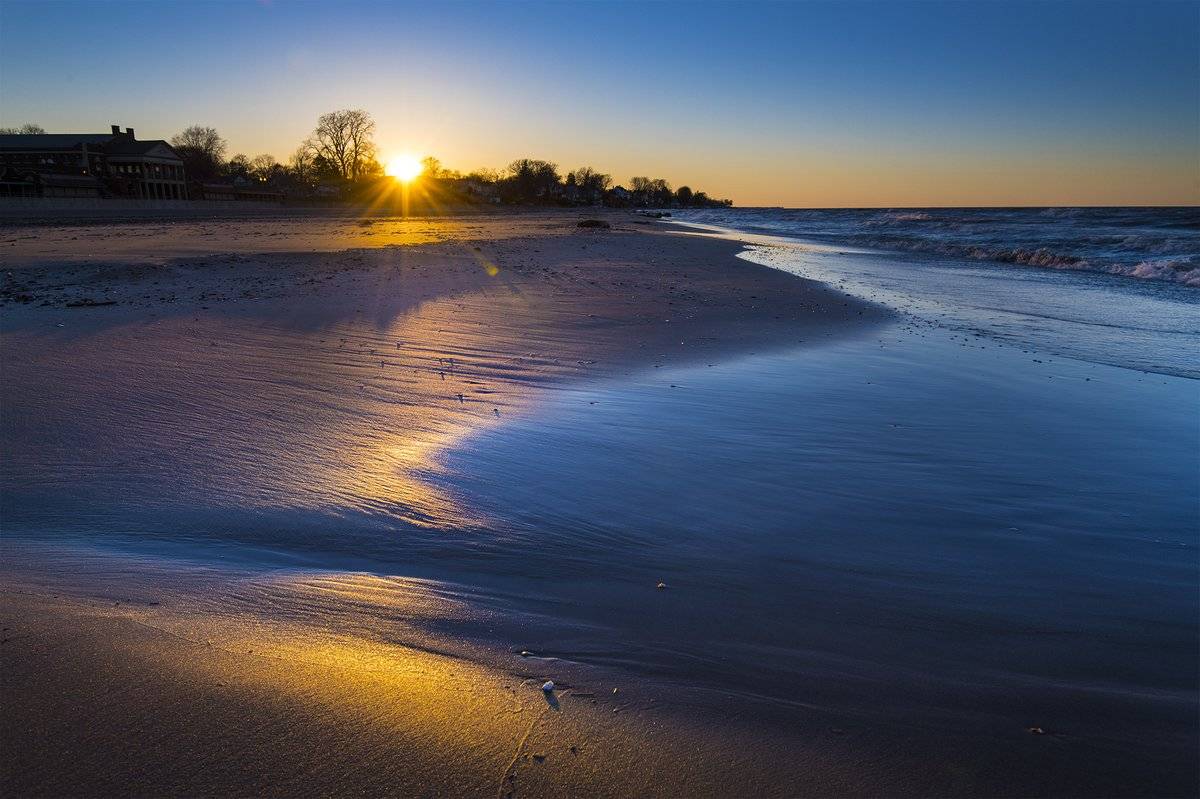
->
[0, 123, 46, 134]
[171, 125, 227, 181]
[503, 159, 560, 203]
[307, 110, 377, 181]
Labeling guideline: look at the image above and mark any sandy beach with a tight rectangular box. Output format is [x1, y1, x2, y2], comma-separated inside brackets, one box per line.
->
[3, 212, 892, 797]
[4, 1, 1196, 795]
[3, 209, 1196, 798]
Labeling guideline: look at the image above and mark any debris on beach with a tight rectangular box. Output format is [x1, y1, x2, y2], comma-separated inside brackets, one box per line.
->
[541, 680, 555, 692]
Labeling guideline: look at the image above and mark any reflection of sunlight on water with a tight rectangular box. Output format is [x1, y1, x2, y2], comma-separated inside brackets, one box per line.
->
[194, 569, 491, 640]
[1, 280, 562, 532]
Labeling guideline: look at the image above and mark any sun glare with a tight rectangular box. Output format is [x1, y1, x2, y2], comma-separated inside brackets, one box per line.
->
[386, 155, 423, 182]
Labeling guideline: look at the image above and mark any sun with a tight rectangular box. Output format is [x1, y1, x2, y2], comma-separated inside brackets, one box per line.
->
[385, 155, 423, 183]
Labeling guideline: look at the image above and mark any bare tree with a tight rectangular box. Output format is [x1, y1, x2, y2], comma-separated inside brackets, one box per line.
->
[225, 153, 251, 180]
[421, 156, 444, 180]
[308, 110, 376, 181]
[288, 145, 317, 187]
[171, 125, 226, 161]
[650, 178, 672, 206]
[503, 158, 560, 203]
[0, 123, 46, 134]
[572, 166, 612, 203]
[467, 168, 500, 183]
[249, 154, 278, 181]
[171, 125, 227, 180]
[629, 176, 672, 207]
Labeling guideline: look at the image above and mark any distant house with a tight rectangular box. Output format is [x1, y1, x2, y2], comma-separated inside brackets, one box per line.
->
[315, 182, 343, 199]
[454, 178, 500, 203]
[605, 185, 631, 207]
[0, 125, 187, 200]
[189, 182, 237, 201]
[232, 185, 284, 203]
[189, 181, 284, 204]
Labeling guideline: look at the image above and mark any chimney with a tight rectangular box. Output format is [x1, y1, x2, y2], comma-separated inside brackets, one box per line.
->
[111, 124, 120, 135]
[125, 127, 135, 137]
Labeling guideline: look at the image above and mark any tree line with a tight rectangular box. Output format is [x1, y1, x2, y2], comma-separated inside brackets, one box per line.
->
[169, 110, 731, 208]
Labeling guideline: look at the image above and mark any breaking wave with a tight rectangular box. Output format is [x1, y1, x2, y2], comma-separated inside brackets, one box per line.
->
[674, 207, 1200, 286]
[1130, 256, 1200, 287]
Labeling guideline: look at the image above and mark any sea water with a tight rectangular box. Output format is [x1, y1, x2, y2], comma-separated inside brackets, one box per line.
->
[672, 206, 1199, 377]
[428, 210, 1199, 792]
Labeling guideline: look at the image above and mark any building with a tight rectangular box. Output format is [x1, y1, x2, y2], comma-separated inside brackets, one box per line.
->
[189, 181, 284, 203]
[0, 125, 187, 200]
[453, 177, 500, 204]
[604, 185, 631, 207]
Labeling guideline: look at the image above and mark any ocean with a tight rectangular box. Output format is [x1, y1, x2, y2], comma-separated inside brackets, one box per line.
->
[672, 206, 1199, 378]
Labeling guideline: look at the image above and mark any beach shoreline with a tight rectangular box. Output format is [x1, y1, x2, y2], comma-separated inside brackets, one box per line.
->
[3, 211, 1195, 797]
[3, 212, 894, 797]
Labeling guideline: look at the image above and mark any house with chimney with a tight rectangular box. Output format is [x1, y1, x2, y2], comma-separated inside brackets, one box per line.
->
[0, 125, 187, 200]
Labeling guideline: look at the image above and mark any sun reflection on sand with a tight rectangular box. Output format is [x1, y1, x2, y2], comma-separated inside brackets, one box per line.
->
[3, 216, 864, 543]
[0, 214, 576, 268]
[1, 277, 569, 532]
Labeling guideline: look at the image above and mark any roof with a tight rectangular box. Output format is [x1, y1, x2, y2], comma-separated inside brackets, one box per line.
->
[0, 133, 116, 150]
[104, 138, 179, 158]
[0, 133, 181, 161]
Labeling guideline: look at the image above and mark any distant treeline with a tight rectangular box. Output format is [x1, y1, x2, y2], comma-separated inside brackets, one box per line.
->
[169, 110, 732, 208]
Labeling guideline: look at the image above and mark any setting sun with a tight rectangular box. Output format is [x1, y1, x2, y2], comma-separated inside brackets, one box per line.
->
[385, 155, 422, 182]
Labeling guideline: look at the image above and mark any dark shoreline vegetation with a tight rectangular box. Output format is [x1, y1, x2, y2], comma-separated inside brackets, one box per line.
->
[3, 111, 732, 210]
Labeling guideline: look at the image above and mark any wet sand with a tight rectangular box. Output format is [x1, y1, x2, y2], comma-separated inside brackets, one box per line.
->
[2, 212, 890, 797]
[4, 552, 907, 798]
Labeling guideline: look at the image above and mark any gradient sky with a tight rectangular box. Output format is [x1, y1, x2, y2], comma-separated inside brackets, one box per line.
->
[1, 0, 1196, 207]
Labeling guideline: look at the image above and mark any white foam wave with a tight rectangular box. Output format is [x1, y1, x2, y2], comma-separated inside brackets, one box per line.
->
[1129, 256, 1200, 287]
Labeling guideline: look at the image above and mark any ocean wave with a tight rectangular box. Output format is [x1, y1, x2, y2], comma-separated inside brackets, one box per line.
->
[842, 236, 1200, 285]
[674, 207, 1200, 286]
[865, 211, 932, 225]
[978, 247, 1085, 268]
[1129, 256, 1200, 287]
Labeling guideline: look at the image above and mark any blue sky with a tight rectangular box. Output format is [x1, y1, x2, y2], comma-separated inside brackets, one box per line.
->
[1, 0, 1196, 206]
